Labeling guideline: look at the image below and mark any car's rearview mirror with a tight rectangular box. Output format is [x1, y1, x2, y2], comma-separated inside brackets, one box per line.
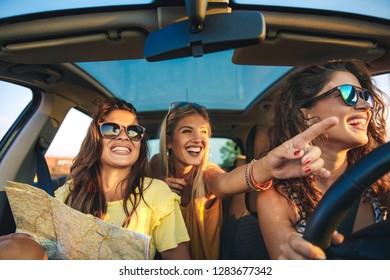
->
[144, 11, 265, 62]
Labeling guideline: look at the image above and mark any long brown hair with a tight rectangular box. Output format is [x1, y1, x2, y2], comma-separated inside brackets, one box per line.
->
[269, 59, 389, 223]
[65, 98, 150, 228]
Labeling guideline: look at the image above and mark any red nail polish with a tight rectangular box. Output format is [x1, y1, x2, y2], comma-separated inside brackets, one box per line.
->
[294, 150, 301, 156]
[304, 166, 311, 173]
[304, 158, 311, 165]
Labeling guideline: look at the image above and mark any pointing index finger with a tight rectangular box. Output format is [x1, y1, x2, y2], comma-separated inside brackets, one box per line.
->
[295, 116, 339, 146]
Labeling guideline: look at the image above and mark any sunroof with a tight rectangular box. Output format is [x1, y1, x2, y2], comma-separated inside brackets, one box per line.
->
[77, 50, 291, 112]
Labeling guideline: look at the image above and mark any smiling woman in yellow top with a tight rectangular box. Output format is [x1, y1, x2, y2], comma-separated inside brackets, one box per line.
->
[55, 98, 190, 260]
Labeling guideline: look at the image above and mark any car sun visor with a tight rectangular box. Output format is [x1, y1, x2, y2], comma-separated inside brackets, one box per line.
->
[144, 11, 265, 62]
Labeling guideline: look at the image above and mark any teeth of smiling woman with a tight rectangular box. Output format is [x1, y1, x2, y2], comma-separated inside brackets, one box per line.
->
[112, 146, 130, 152]
[186, 147, 201, 153]
[347, 118, 367, 127]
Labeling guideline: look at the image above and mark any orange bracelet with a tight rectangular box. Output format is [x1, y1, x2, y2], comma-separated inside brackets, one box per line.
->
[249, 159, 273, 192]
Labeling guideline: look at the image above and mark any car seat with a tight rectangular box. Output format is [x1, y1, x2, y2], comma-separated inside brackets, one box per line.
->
[220, 125, 270, 259]
[0, 191, 16, 235]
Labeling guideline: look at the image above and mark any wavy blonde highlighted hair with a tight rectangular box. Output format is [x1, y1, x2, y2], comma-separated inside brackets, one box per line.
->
[159, 102, 211, 200]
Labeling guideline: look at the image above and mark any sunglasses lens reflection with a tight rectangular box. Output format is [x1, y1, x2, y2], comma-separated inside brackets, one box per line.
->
[340, 85, 357, 105]
[101, 123, 120, 138]
[127, 125, 144, 141]
[100, 123, 144, 141]
[169, 102, 205, 112]
[363, 90, 375, 108]
[169, 102, 187, 110]
[339, 85, 374, 109]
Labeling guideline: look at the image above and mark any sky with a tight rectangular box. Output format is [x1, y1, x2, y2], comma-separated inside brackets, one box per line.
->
[1, 0, 388, 21]
[0, 81, 32, 137]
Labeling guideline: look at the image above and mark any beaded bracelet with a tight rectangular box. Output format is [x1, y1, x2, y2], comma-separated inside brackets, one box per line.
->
[247, 159, 273, 192]
[245, 161, 253, 191]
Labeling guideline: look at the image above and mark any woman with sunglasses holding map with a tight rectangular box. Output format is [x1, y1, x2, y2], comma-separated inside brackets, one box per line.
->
[149, 100, 339, 259]
[256, 59, 390, 260]
[53, 98, 190, 260]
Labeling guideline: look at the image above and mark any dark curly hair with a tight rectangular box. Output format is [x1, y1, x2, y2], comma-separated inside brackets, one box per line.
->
[268, 59, 389, 224]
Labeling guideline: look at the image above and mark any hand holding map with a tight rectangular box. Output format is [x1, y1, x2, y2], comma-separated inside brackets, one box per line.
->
[5, 181, 150, 260]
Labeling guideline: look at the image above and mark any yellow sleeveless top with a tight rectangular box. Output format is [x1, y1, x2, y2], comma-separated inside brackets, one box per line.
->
[180, 195, 222, 259]
[55, 177, 189, 259]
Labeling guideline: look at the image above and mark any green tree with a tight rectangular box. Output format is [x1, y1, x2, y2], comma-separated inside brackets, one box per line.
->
[220, 139, 242, 168]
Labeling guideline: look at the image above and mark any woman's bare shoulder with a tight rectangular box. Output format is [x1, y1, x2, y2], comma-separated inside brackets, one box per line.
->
[257, 184, 295, 222]
[205, 161, 224, 171]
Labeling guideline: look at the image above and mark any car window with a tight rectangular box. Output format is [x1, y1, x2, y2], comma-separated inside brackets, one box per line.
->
[372, 73, 390, 141]
[45, 108, 91, 178]
[0, 80, 32, 142]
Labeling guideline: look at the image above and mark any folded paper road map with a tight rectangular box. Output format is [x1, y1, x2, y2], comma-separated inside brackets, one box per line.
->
[5, 181, 150, 260]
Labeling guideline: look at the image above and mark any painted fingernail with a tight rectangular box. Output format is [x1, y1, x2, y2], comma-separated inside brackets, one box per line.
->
[304, 166, 311, 173]
[294, 150, 302, 156]
[304, 158, 311, 165]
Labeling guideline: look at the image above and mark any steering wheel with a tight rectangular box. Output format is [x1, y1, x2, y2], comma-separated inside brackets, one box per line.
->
[302, 141, 390, 259]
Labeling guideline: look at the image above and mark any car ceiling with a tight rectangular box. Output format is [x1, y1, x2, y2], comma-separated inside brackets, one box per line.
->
[1, 5, 389, 67]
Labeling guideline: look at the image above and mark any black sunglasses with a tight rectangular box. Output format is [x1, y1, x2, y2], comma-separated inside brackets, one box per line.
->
[168, 101, 206, 112]
[98, 122, 145, 141]
[303, 84, 375, 109]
